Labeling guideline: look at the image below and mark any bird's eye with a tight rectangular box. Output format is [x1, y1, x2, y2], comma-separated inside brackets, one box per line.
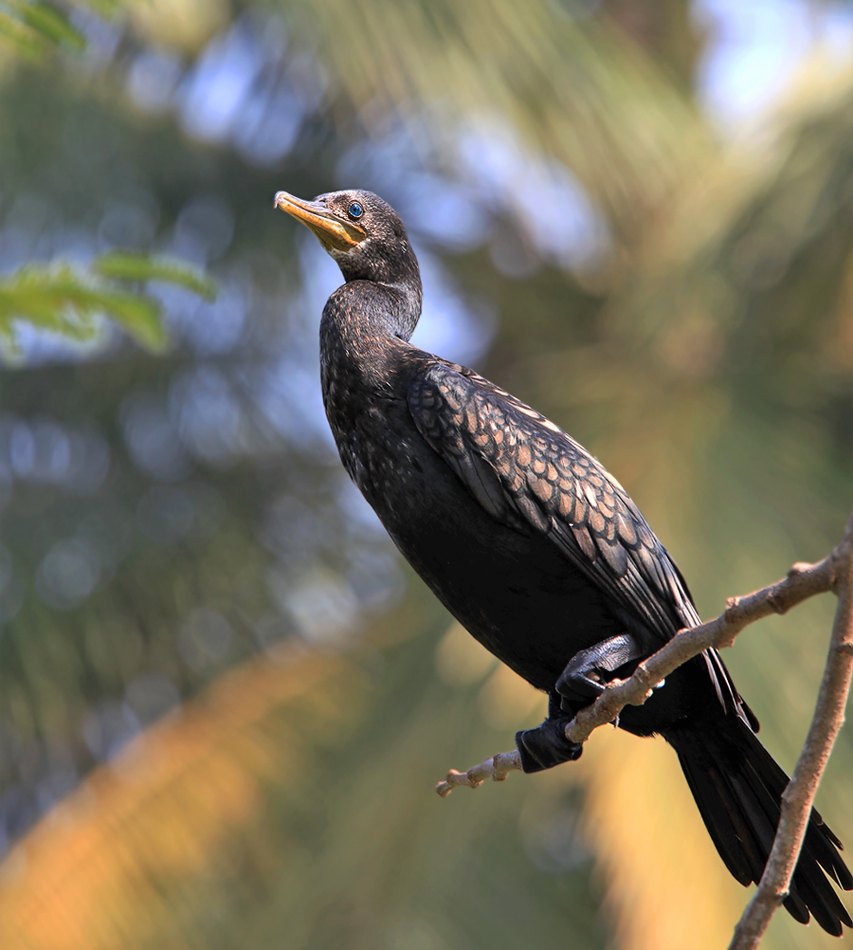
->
[348, 202, 364, 219]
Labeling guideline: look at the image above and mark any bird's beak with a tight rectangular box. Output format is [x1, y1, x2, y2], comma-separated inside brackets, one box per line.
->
[274, 191, 367, 252]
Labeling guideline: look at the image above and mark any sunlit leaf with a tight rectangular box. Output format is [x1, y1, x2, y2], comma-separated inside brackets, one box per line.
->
[0, 265, 163, 348]
[0, 254, 217, 351]
[0, 1, 85, 57]
[93, 252, 217, 301]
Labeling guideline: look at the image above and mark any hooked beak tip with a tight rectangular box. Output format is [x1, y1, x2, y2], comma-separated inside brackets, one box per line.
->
[272, 188, 366, 252]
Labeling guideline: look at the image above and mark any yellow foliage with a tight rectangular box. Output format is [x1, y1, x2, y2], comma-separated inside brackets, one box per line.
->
[580, 729, 743, 950]
[0, 649, 359, 950]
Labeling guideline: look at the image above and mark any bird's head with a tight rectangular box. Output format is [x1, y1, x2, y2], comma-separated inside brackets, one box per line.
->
[274, 188, 417, 287]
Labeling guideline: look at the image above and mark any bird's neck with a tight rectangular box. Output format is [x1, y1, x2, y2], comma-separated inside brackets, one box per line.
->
[319, 274, 422, 486]
[320, 273, 422, 371]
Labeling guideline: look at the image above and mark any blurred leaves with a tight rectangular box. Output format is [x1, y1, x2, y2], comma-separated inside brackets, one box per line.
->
[285, 0, 712, 242]
[92, 252, 217, 302]
[0, 629, 606, 950]
[0, 254, 215, 351]
[0, 648, 363, 950]
[72, 0, 127, 16]
[0, 1, 85, 60]
[1, 1, 83, 55]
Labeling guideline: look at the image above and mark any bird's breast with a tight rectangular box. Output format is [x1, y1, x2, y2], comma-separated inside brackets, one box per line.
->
[322, 378, 616, 690]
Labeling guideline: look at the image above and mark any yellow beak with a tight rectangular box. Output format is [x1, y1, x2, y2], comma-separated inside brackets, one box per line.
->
[274, 191, 367, 252]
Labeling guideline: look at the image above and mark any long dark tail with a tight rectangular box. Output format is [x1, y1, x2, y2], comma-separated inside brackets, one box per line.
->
[668, 716, 853, 935]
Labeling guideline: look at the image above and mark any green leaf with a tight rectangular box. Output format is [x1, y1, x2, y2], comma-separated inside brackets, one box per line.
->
[0, 1, 85, 57]
[0, 254, 216, 352]
[0, 265, 159, 349]
[73, 0, 126, 15]
[93, 252, 217, 302]
[0, 9, 49, 59]
[7, 0, 85, 50]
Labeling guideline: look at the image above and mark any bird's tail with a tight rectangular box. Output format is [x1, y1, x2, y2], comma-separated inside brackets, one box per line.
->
[667, 716, 853, 935]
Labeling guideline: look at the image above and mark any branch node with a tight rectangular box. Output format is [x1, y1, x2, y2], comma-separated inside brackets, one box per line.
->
[717, 629, 738, 649]
[830, 564, 847, 594]
[633, 663, 654, 691]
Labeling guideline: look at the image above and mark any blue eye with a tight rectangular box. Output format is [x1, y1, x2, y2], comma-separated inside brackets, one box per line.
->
[348, 202, 363, 219]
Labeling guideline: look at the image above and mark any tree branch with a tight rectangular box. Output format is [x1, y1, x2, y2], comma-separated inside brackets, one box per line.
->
[436, 510, 853, 949]
[728, 512, 853, 950]
[435, 750, 521, 797]
[563, 538, 846, 746]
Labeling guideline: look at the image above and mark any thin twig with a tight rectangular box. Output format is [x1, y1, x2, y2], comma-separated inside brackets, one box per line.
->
[728, 512, 853, 950]
[435, 750, 521, 797]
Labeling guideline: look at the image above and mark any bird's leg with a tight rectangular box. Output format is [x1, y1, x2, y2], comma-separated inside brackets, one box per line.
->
[555, 633, 645, 711]
[515, 692, 584, 773]
[516, 635, 647, 772]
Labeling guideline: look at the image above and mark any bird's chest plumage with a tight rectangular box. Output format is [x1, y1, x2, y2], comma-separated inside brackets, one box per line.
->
[321, 350, 419, 510]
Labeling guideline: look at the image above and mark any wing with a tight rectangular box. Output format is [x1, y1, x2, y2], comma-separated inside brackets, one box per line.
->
[408, 358, 763, 726]
[407, 359, 753, 721]
[408, 358, 699, 641]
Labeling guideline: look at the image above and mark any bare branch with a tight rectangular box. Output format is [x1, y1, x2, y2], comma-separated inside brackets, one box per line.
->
[728, 512, 853, 950]
[435, 750, 521, 797]
[564, 544, 845, 745]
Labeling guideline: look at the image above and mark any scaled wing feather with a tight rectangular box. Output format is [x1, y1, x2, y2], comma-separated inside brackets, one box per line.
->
[407, 359, 747, 720]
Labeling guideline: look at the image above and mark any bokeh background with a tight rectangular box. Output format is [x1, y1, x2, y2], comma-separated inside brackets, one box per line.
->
[1, 1, 852, 948]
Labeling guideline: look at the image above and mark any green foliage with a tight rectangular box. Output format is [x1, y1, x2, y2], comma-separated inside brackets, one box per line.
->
[0, 255, 215, 352]
[92, 252, 217, 302]
[0, 0, 130, 59]
[288, 0, 711, 243]
[0, 1, 85, 59]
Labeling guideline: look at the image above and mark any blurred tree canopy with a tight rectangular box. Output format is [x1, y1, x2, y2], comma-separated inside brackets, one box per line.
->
[0, 1, 851, 949]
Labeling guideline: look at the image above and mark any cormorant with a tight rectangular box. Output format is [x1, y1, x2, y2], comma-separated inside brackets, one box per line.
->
[274, 187, 852, 934]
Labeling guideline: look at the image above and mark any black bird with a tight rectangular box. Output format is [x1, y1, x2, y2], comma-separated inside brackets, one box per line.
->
[275, 187, 852, 933]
